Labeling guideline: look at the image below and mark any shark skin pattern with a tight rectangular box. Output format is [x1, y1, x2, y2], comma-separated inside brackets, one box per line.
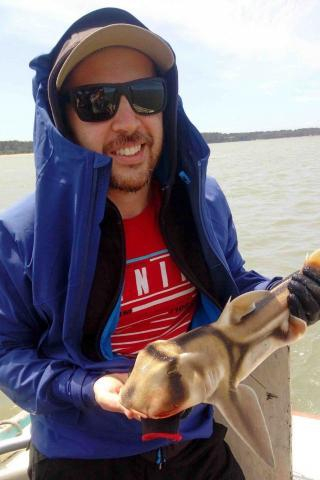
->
[120, 249, 320, 468]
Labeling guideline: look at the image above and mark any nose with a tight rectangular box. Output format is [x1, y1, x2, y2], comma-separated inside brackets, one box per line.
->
[111, 95, 141, 134]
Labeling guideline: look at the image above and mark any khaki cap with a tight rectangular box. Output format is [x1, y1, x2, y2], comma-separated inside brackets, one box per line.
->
[55, 23, 175, 89]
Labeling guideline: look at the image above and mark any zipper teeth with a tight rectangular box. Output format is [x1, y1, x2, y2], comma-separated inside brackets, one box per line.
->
[196, 162, 216, 264]
[79, 168, 99, 310]
[195, 162, 223, 308]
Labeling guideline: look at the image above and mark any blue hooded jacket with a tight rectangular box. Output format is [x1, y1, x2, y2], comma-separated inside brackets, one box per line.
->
[0, 8, 279, 459]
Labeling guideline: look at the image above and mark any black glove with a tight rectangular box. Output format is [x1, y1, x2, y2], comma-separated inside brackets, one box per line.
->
[287, 265, 320, 325]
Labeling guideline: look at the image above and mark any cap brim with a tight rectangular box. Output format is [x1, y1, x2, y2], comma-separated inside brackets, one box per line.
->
[56, 23, 175, 89]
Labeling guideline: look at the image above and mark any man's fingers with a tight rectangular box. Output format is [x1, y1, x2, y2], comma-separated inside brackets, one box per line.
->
[288, 270, 320, 325]
[97, 391, 125, 412]
[123, 408, 147, 421]
[97, 392, 141, 419]
[287, 293, 306, 321]
[93, 375, 147, 420]
[302, 266, 320, 287]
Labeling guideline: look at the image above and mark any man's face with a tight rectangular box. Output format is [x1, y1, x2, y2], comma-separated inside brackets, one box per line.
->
[64, 47, 164, 193]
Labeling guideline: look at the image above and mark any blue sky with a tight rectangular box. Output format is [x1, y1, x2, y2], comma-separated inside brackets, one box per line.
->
[1, 0, 319, 140]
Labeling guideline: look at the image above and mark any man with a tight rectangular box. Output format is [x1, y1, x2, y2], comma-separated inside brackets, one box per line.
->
[0, 7, 319, 480]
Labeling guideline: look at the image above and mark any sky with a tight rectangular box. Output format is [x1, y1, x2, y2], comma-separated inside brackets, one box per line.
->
[0, 0, 319, 140]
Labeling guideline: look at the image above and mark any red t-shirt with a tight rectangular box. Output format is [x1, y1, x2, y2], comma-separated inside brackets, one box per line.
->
[111, 188, 198, 356]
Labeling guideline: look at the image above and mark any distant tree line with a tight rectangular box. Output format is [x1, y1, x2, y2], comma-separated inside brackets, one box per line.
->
[0, 141, 33, 155]
[1, 128, 320, 154]
[202, 128, 320, 143]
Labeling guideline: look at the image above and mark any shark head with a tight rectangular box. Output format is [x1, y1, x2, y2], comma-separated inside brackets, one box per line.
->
[120, 340, 209, 418]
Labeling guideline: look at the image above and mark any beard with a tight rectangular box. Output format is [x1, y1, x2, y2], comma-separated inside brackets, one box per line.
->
[107, 132, 162, 193]
[110, 163, 154, 193]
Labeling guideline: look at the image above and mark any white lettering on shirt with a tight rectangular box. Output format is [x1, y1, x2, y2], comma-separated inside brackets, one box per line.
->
[159, 261, 169, 288]
[134, 267, 149, 296]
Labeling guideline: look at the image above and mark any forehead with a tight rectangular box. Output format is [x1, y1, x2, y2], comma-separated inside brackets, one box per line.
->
[63, 46, 156, 88]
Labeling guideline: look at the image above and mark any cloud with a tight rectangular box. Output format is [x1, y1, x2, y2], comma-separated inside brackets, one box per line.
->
[1, 0, 319, 136]
[2, 0, 320, 69]
[169, 0, 320, 70]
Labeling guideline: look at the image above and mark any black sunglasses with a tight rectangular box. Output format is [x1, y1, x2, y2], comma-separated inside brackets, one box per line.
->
[61, 77, 167, 122]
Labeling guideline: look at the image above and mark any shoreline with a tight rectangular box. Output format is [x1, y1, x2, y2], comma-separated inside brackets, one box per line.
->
[0, 153, 33, 157]
[1, 132, 320, 155]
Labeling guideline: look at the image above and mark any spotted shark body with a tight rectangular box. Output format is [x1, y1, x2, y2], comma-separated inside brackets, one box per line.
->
[120, 250, 320, 467]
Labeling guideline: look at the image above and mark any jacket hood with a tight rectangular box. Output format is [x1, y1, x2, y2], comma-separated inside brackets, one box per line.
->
[25, 8, 211, 368]
[29, 7, 179, 188]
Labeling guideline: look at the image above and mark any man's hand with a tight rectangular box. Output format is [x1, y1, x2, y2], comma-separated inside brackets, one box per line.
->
[93, 373, 146, 421]
[288, 266, 320, 325]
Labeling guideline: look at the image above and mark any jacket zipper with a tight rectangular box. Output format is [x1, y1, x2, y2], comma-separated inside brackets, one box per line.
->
[78, 168, 100, 315]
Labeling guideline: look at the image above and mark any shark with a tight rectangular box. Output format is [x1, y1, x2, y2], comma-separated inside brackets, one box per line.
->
[120, 249, 320, 467]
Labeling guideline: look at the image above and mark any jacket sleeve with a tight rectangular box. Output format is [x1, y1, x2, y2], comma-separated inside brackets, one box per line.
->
[0, 223, 99, 415]
[224, 210, 282, 292]
[205, 177, 282, 293]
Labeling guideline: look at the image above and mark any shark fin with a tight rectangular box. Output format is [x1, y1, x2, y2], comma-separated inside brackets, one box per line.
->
[213, 383, 275, 468]
[217, 290, 272, 326]
[235, 313, 307, 385]
[286, 314, 307, 341]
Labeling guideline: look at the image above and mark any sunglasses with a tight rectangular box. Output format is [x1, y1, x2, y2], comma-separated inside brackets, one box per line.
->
[62, 77, 167, 122]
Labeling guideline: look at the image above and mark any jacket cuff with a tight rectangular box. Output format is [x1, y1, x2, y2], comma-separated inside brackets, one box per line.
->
[81, 373, 100, 408]
[265, 277, 285, 290]
[258, 277, 283, 291]
[52, 369, 99, 409]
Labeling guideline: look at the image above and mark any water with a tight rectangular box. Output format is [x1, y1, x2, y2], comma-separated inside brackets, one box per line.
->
[0, 154, 35, 211]
[0, 137, 319, 418]
[0, 154, 35, 418]
[208, 136, 320, 415]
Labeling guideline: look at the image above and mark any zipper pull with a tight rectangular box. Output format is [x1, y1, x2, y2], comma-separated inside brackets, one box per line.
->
[156, 447, 166, 470]
[178, 170, 191, 185]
